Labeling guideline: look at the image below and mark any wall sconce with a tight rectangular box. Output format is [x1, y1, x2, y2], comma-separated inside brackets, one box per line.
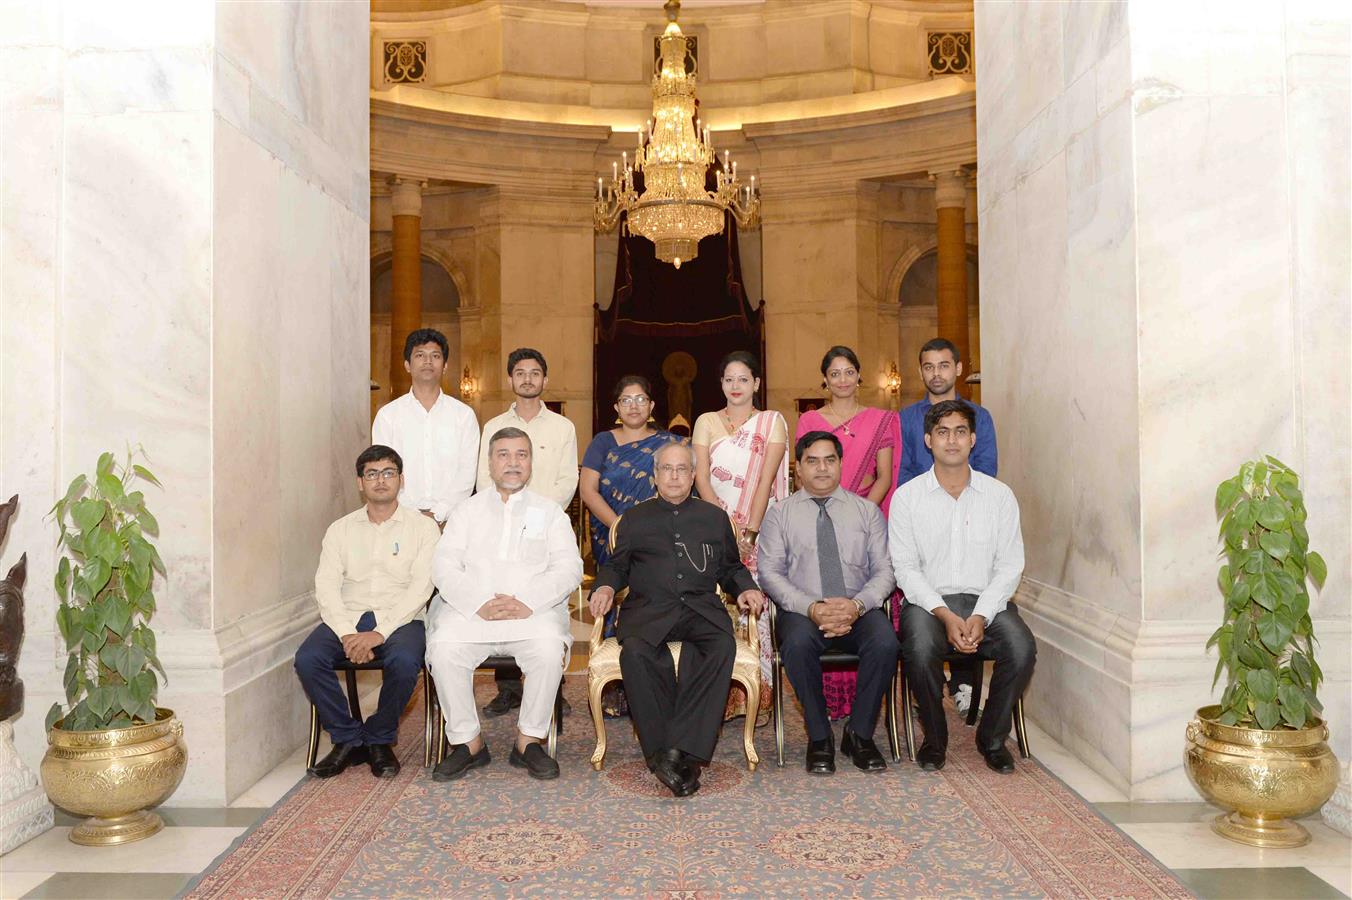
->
[885, 362, 902, 397]
[458, 366, 477, 399]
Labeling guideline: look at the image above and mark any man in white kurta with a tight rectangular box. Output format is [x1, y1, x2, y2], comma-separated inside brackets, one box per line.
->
[427, 427, 583, 781]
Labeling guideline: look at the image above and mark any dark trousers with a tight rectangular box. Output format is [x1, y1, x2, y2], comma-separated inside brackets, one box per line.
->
[619, 606, 735, 763]
[293, 611, 425, 745]
[900, 594, 1036, 752]
[778, 607, 899, 743]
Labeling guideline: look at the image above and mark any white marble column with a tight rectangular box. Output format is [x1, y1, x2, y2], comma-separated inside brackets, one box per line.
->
[975, 0, 1350, 802]
[1, 2, 370, 805]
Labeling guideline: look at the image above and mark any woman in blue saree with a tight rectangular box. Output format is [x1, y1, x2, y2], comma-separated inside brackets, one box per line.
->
[579, 374, 681, 716]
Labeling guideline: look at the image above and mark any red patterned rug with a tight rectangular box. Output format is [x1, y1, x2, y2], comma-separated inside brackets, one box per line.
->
[186, 678, 1189, 898]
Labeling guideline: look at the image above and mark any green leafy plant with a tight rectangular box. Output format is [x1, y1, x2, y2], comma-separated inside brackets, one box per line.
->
[1209, 455, 1327, 730]
[44, 450, 166, 732]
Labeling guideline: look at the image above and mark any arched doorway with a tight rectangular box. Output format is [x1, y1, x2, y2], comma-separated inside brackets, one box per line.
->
[370, 253, 462, 415]
[896, 247, 980, 404]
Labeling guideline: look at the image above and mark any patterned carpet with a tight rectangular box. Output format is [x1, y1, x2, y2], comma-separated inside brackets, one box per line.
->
[186, 677, 1190, 898]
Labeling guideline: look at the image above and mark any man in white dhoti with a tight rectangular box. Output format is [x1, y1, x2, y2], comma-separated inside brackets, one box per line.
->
[427, 427, 583, 782]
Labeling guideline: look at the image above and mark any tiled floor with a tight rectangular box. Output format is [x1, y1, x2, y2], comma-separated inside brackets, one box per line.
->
[3, 663, 1349, 899]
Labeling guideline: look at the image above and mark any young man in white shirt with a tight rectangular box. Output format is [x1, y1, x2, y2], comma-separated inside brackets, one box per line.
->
[889, 399, 1036, 774]
[372, 328, 479, 524]
[475, 348, 579, 718]
[295, 445, 442, 780]
[426, 427, 583, 782]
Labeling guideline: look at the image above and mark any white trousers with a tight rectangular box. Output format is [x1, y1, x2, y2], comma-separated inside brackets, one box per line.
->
[426, 636, 565, 744]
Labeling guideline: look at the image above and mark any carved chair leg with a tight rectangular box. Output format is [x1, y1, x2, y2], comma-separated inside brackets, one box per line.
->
[773, 657, 786, 768]
[735, 674, 760, 772]
[307, 703, 320, 770]
[588, 675, 609, 771]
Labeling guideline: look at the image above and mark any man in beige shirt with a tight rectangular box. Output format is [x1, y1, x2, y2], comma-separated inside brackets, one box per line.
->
[475, 348, 579, 717]
[294, 445, 441, 780]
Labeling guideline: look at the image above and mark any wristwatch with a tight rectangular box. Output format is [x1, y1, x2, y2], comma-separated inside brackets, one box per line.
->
[852, 598, 866, 616]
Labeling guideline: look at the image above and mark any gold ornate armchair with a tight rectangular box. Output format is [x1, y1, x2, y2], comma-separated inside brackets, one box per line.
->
[586, 514, 762, 771]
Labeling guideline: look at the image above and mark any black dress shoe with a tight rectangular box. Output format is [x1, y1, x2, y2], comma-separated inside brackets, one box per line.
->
[980, 744, 1016, 774]
[308, 741, 368, 779]
[652, 749, 697, 797]
[840, 728, 887, 771]
[916, 742, 947, 771]
[482, 688, 523, 718]
[805, 736, 835, 775]
[432, 742, 491, 782]
[368, 743, 399, 778]
[509, 743, 560, 780]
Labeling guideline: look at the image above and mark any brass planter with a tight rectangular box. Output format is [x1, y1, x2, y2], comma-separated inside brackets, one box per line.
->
[40, 709, 186, 846]
[1184, 704, 1338, 848]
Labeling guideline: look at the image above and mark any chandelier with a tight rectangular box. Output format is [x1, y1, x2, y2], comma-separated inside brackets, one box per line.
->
[593, 0, 759, 269]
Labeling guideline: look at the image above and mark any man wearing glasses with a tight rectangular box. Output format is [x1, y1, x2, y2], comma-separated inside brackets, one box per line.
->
[294, 445, 441, 780]
[587, 442, 765, 797]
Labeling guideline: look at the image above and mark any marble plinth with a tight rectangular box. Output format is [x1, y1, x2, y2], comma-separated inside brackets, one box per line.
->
[0, 721, 53, 855]
[1324, 764, 1352, 838]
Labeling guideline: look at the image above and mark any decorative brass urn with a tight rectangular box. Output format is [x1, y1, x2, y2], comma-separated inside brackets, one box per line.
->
[1184, 705, 1338, 848]
[41, 709, 186, 846]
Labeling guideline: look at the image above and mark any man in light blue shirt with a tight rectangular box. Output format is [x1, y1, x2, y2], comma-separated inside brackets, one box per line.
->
[896, 338, 997, 486]
[890, 399, 1035, 775]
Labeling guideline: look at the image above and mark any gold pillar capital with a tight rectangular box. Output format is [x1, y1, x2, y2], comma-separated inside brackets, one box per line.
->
[389, 176, 427, 218]
[930, 169, 969, 209]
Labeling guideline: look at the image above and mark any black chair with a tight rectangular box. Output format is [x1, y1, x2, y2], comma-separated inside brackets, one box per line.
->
[899, 652, 1031, 761]
[427, 655, 566, 765]
[768, 601, 902, 768]
[305, 660, 439, 769]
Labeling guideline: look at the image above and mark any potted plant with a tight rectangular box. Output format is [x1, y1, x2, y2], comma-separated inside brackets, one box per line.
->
[39, 450, 186, 846]
[1185, 455, 1339, 848]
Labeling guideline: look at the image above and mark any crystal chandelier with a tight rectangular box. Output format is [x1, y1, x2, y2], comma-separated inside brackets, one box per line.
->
[594, 0, 759, 269]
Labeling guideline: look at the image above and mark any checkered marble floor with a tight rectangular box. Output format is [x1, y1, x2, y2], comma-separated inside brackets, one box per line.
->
[3, 666, 1348, 900]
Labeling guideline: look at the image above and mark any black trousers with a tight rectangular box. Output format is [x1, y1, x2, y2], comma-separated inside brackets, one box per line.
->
[619, 606, 735, 763]
[899, 594, 1036, 752]
[777, 608, 898, 743]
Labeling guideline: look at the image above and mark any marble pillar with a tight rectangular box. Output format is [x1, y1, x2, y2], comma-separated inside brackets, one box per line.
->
[931, 169, 970, 385]
[464, 188, 594, 444]
[762, 184, 887, 427]
[975, 0, 1350, 802]
[389, 177, 425, 397]
[1, 2, 370, 805]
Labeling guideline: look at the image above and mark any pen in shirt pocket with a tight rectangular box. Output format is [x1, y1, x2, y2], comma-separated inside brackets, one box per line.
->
[393, 541, 400, 556]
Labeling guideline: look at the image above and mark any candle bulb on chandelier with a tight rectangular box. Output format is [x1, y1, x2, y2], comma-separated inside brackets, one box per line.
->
[612, 161, 618, 181]
[724, 150, 730, 171]
[596, 177, 603, 200]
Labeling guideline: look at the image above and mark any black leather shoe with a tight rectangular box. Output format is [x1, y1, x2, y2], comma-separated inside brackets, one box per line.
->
[509, 743, 560, 780]
[916, 742, 946, 771]
[308, 741, 368, 778]
[981, 744, 1016, 774]
[653, 749, 697, 797]
[841, 728, 887, 771]
[805, 736, 835, 775]
[482, 687, 522, 718]
[368, 743, 400, 778]
[432, 742, 491, 782]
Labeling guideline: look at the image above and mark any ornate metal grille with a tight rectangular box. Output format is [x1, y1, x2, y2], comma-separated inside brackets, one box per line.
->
[383, 40, 427, 84]
[927, 32, 972, 76]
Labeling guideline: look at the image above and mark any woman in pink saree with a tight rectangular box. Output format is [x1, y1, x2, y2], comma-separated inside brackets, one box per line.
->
[693, 351, 789, 723]
[794, 345, 900, 720]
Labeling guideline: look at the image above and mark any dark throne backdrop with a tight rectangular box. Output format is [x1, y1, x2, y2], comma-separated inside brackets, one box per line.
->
[594, 213, 763, 435]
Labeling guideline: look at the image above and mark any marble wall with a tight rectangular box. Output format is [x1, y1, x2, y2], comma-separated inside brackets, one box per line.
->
[0, 1, 370, 804]
[976, 0, 1351, 801]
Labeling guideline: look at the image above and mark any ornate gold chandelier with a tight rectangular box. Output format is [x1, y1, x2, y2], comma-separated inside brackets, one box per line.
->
[594, 0, 759, 269]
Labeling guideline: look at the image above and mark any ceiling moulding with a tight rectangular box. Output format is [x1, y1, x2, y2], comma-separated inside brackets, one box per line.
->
[371, 75, 973, 134]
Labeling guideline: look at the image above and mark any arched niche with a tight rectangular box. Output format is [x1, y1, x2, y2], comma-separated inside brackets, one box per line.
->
[892, 244, 980, 403]
[370, 252, 463, 411]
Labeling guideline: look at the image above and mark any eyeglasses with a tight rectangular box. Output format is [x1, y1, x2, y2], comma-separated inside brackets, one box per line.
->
[617, 396, 651, 407]
[361, 468, 400, 482]
[656, 464, 692, 476]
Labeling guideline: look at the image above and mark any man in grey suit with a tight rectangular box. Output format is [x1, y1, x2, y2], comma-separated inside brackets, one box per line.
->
[757, 431, 898, 774]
